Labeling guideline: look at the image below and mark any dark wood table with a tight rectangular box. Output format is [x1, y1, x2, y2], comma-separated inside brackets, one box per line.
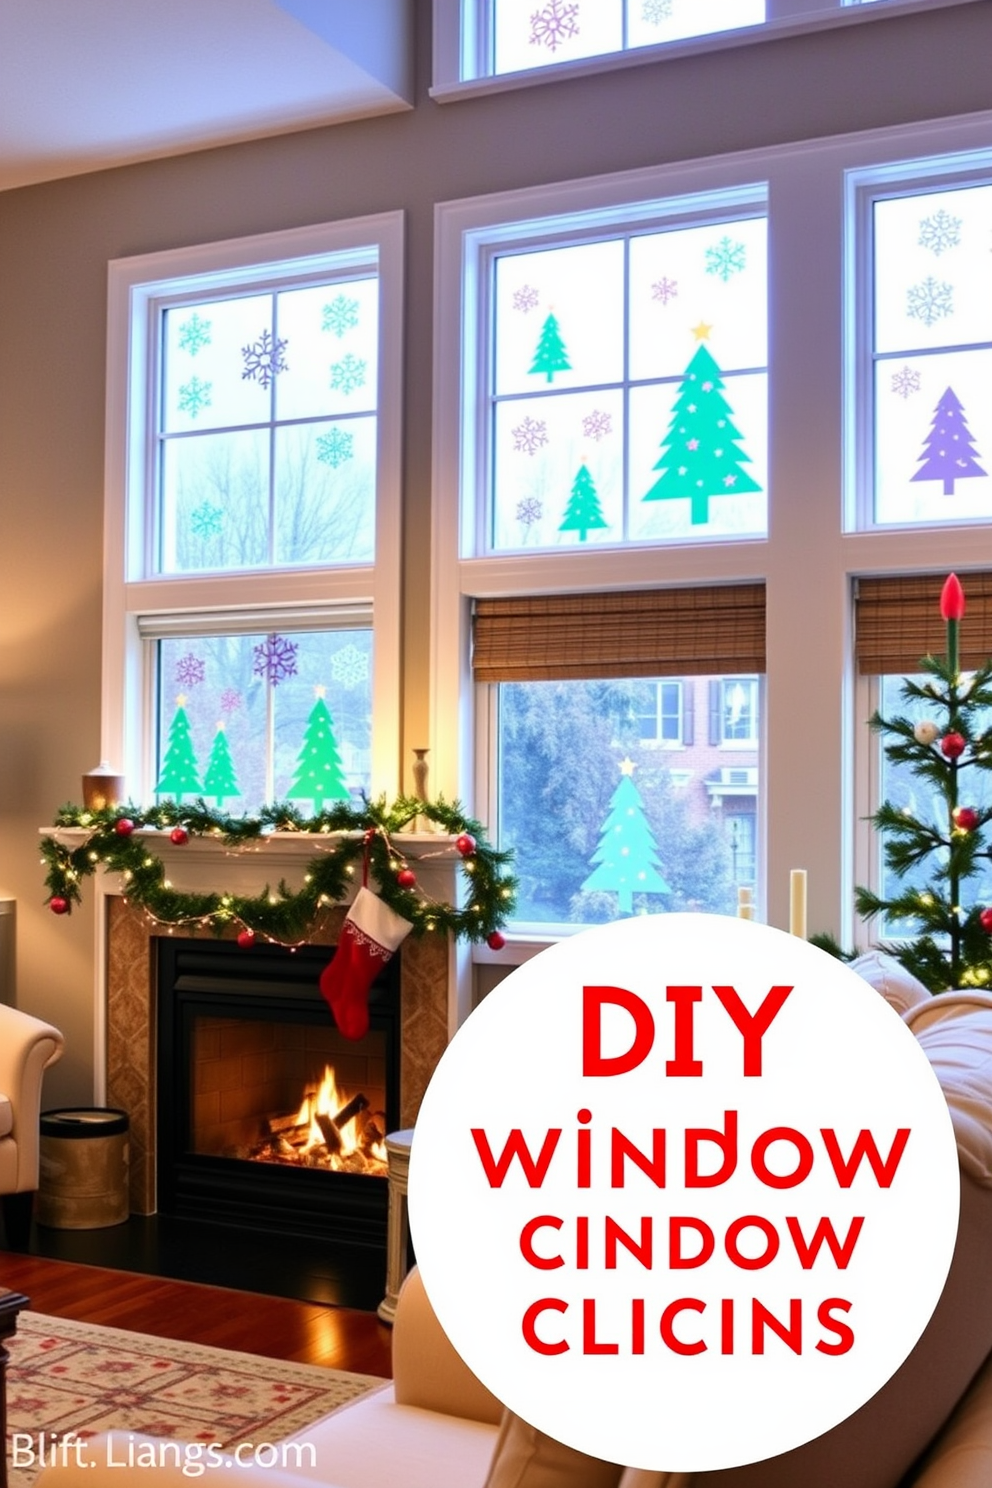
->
[0, 1292, 28, 1488]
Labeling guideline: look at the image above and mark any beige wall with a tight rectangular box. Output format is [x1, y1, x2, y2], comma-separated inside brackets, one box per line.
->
[1, 5, 991, 1101]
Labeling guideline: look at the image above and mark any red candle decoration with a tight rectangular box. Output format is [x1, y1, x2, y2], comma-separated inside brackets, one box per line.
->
[397, 868, 417, 889]
[952, 806, 979, 831]
[170, 826, 189, 845]
[49, 896, 69, 915]
[456, 833, 477, 857]
[114, 818, 135, 836]
[941, 733, 966, 760]
[940, 573, 966, 621]
[237, 929, 256, 948]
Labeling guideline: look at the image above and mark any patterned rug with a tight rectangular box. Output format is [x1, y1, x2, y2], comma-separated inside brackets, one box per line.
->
[5, 1310, 387, 1485]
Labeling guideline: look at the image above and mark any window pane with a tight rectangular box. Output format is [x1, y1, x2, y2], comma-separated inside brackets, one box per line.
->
[155, 630, 372, 813]
[494, 0, 622, 72]
[872, 184, 992, 526]
[627, 0, 764, 51]
[274, 421, 376, 565]
[497, 674, 760, 926]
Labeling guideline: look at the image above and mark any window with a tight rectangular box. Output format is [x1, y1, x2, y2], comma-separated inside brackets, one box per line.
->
[104, 215, 403, 807]
[633, 680, 685, 744]
[718, 677, 759, 745]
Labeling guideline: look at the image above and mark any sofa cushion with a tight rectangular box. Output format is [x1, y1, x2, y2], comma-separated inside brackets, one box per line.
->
[482, 1413, 624, 1488]
[849, 950, 931, 1015]
[0, 1095, 11, 1139]
[905, 992, 992, 1186]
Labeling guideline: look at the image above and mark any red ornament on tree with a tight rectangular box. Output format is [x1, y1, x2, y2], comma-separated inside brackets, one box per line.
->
[941, 733, 967, 760]
[397, 868, 417, 889]
[115, 818, 135, 836]
[49, 896, 69, 915]
[940, 573, 966, 621]
[487, 931, 506, 950]
[170, 826, 189, 845]
[980, 908, 992, 933]
[456, 833, 477, 857]
[953, 806, 980, 831]
[237, 929, 256, 949]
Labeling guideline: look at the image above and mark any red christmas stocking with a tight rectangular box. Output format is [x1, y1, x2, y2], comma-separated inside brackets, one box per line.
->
[319, 886, 413, 1041]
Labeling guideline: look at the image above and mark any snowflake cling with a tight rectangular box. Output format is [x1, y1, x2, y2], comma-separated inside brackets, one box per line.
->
[316, 427, 355, 468]
[517, 497, 544, 526]
[330, 353, 367, 395]
[529, 0, 580, 51]
[219, 689, 243, 714]
[330, 644, 370, 688]
[642, 0, 673, 20]
[178, 312, 212, 356]
[178, 377, 212, 419]
[322, 294, 360, 338]
[891, 365, 922, 399]
[651, 277, 679, 305]
[190, 500, 224, 539]
[582, 409, 612, 442]
[704, 236, 747, 282]
[253, 633, 299, 687]
[918, 208, 962, 257]
[906, 276, 954, 327]
[241, 328, 289, 389]
[512, 416, 549, 455]
[513, 285, 541, 314]
[175, 653, 206, 689]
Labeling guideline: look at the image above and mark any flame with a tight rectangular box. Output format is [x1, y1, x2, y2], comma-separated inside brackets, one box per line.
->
[259, 1063, 387, 1174]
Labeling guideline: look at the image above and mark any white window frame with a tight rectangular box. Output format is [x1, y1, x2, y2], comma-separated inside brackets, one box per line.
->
[633, 679, 685, 747]
[720, 676, 760, 748]
[104, 213, 404, 804]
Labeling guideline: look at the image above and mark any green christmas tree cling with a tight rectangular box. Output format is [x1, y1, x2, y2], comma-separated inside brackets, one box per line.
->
[643, 335, 761, 526]
[286, 687, 350, 810]
[154, 696, 203, 800]
[203, 722, 241, 808]
[581, 759, 671, 915]
[559, 462, 608, 543]
[529, 311, 571, 384]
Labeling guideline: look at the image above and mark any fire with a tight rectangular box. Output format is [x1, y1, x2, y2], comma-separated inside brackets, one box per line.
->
[251, 1064, 388, 1175]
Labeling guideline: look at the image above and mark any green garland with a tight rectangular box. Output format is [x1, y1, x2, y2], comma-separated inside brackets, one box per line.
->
[41, 796, 517, 945]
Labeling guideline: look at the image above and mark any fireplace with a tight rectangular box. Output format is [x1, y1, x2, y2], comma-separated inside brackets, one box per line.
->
[156, 937, 399, 1246]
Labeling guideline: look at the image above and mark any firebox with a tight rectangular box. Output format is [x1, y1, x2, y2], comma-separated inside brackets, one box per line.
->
[156, 938, 399, 1247]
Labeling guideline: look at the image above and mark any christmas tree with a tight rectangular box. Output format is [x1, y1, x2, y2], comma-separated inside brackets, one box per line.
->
[581, 759, 671, 915]
[910, 386, 986, 497]
[559, 462, 608, 542]
[854, 573, 992, 991]
[203, 723, 241, 808]
[286, 688, 350, 809]
[643, 337, 761, 525]
[529, 311, 571, 384]
[154, 696, 203, 800]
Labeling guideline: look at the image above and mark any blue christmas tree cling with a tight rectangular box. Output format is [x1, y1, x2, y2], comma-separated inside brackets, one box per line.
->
[581, 759, 671, 915]
[910, 385, 986, 496]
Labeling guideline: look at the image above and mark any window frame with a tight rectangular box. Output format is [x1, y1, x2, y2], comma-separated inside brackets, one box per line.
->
[104, 212, 404, 804]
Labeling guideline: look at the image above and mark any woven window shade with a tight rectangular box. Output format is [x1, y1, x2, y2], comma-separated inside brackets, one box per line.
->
[472, 584, 766, 682]
[855, 573, 992, 675]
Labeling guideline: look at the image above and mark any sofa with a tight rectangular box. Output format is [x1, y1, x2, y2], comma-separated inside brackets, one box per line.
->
[0, 1002, 64, 1249]
[31, 967, 992, 1488]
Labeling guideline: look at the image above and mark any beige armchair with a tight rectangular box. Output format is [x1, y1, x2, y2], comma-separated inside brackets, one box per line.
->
[0, 1002, 64, 1248]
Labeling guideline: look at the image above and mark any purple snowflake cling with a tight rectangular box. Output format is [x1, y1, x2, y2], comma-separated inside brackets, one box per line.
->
[582, 409, 612, 442]
[178, 312, 212, 356]
[175, 653, 206, 688]
[517, 497, 544, 526]
[219, 688, 242, 713]
[530, 0, 580, 51]
[907, 276, 954, 327]
[316, 427, 354, 467]
[651, 277, 679, 305]
[178, 377, 212, 419]
[330, 353, 367, 395]
[705, 236, 747, 281]
[513, 285, 541, 314]
[253, 634, 298, 687]
[322, 294, 360, 338]
[891, 366, 922, 400]
[512, 416, 549, 455]
[918, 208, 962, 257]
[242, 329, 288, 389]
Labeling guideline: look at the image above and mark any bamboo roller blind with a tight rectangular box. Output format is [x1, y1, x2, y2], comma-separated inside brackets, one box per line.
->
[855, 573, 992, 675]
[472, 584, 766, 682]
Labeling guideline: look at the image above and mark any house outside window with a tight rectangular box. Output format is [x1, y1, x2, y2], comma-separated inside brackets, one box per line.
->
[718, 676, 759, 745]
[633, 679, 685, 744]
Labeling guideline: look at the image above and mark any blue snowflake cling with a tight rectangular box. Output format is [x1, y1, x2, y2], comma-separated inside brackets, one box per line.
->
[906, 276, 954, 327]
[253, 633, 298, 687]
[330, 353, 367, 395]
[918, 208, 962, 257]
[316, 427, 355, 468]
[178, 377, 212, 419]
[330, 645, 370, 688]
[178, 312, 212, 356]
[704, 236, 747, 281]
[242, 329, 289, 389]
[322, 294, 360, 338]
[190, 500, 224, 539]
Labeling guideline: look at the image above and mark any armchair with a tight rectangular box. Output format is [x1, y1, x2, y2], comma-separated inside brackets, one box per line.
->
[0, 1002, 64, 1248]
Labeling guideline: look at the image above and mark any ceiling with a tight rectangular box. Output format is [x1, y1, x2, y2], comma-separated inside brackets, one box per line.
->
[0, 0, 413, 192]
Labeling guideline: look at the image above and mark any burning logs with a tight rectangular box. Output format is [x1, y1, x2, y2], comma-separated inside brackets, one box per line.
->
[251, 1072, 387, 1174]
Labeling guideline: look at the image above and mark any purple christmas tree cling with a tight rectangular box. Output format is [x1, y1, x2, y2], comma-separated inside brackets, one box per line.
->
[911, 386, 986, 496]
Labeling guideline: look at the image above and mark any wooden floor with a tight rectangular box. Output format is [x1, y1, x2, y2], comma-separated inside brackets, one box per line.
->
[0, 1252, 393, 1378]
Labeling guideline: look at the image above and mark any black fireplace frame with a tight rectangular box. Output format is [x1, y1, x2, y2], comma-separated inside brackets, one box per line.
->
[156, 937, 399, 1247]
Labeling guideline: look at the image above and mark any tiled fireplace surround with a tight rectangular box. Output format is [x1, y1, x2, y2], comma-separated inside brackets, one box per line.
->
[92, 833, 461, 1213]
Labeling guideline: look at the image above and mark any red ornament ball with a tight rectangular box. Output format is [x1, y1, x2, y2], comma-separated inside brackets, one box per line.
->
[941, 733, 967, 760]
[49, 896, 69, 915]
[953, 806, 980, 832]
[455, 833, 477, 857]
[237, 929, 256, 949]
[170, 826, 189, 845]
[114, 817, 135, 836]
[981, 908, 992, 934]
[397, 868, 417, 889]
[487, 930, 506, 951]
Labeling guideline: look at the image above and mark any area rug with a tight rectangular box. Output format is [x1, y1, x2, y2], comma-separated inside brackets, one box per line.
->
[5, 1311, 387, 1486]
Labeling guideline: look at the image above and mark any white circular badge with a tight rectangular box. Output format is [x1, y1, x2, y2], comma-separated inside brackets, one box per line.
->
[407, 914, 959, 1473]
